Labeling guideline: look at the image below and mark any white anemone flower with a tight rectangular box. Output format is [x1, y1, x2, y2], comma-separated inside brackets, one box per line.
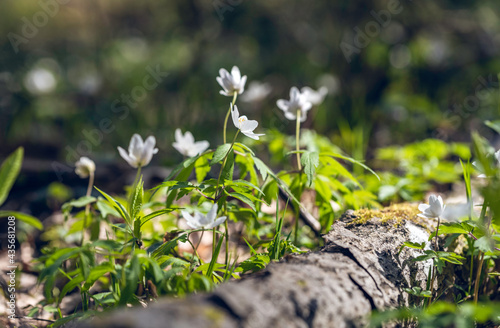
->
[241, 81, 272, 103]
[276, 86, 312, 122]
[181, 203, 227, 229]
[418, 194, 445, 219]
[216, 66, 247, 97]
[75, 157, 95, 178]
[231, 104, 265, 140]
[301, 86, 328, 106]
[118, 134, 158, 168]
[172, 129, 209, 158]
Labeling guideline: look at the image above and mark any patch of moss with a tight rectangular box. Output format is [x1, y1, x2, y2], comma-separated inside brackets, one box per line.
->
[351, 203, 429, 229]
[203, 306, 226, 327]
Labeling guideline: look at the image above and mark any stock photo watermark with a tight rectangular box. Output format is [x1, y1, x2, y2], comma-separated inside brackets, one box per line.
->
[6, 216, 17, 320]
[51, 64, 168, 181]
[7, 0, 73, 53]
[434, 74, 499, 140]
[340, 0, 413, 63]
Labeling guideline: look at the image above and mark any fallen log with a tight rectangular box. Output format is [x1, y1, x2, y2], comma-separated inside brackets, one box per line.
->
[70, 209, 437, 328]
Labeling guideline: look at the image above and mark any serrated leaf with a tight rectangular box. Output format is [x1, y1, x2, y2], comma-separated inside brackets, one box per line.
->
[221, 148, 235, 181]
[210, 144, 232, 166]
[301, 151, 319, 187]
[128, 179, 143, 221]
[0, 147, 23, 207]
[253, 156, 268, 182]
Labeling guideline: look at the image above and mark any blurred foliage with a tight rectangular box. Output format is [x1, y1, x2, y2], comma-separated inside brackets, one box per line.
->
[2, 0, 500, 169]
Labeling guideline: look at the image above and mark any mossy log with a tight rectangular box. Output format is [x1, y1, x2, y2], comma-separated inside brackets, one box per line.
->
[70, 208, 446, 328]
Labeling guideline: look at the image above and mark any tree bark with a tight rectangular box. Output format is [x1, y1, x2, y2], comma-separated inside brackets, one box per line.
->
[70, 210, 435, 328]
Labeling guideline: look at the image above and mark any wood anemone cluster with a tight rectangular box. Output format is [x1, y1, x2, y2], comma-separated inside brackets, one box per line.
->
[70, 210, 436, 328]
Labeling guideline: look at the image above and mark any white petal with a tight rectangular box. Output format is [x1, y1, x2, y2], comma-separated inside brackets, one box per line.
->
[175, 128, 183, 143]
[140, 136, 157, 167]
[172, 142, 187, 156]
[231, 66, 241, 82]
[277, 99, 289, 111]
[129, 134, 144, 160]
[193, 141, 210, 156]
[242, 131, 264, 140]
[118, 146, 138, 168]
[219, 68, 229, 79]
[206, 203, 219, 222]
[231, 104, 240, 128]
[290, 86, 300, 100]
[241, 119, 258, 132]
[284, 111, 297, 121]
[216, 76, 226, 91]
[301, 101, 313, 112]
[220, 90, 231, 96]
[239, 75, 247, 93]
[207, 216, 227, 229]
[184, 131, 195, 145]
[418, 204, 430, 212]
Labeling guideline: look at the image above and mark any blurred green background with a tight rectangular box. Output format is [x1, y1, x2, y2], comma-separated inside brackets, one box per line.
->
[1, 0, 500, 214]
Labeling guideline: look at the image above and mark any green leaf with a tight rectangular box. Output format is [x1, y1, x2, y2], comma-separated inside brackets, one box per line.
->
[399, 241, 426, 255]
[118, 255, 140, 306]
[0, 211, 43, 230]
[96, 198, 121, 218]
[234, 142, 255, 156]
[227, 179, 264, 195]
[206, 236, 224, 279]
[195, 154, 211, 183]
[94, 187, 130, 223]
[151, 232, 189, 259]
[210, 143, 232, 166]
[0, 147, 23, 207]
[485, 120, 500, 135]
[301, 151, 319, 187]
[475, 236, 495, 253]
[63, 196, 97, 209]
[221, 148, 235, 181]
[164, 154, 202, 181]
[140, 209, 174, 227]
[253, 156, 268, 182]
[82, 262, 116, 291]
[320, 152, 380, 180]
[128, 178, 143, 221]
[226, 192, 256, 212]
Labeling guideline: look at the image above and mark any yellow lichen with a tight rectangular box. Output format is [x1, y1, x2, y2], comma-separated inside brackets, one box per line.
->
[350, 203, 433, 231]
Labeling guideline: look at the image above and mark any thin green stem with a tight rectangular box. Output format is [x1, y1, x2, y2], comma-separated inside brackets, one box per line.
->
[296, 109, 302, 170]
[212, 227, 216, 259]
[224, 213, 229, 269]
[294, 110, 303, 244]
[433, 216, 441, 253]
[223, 92, 238, 144]
[81, 171, 95, 246]
[474, 252, 485, 304]
[215, 131, 239, 198]
[133, 165, 142, 189]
